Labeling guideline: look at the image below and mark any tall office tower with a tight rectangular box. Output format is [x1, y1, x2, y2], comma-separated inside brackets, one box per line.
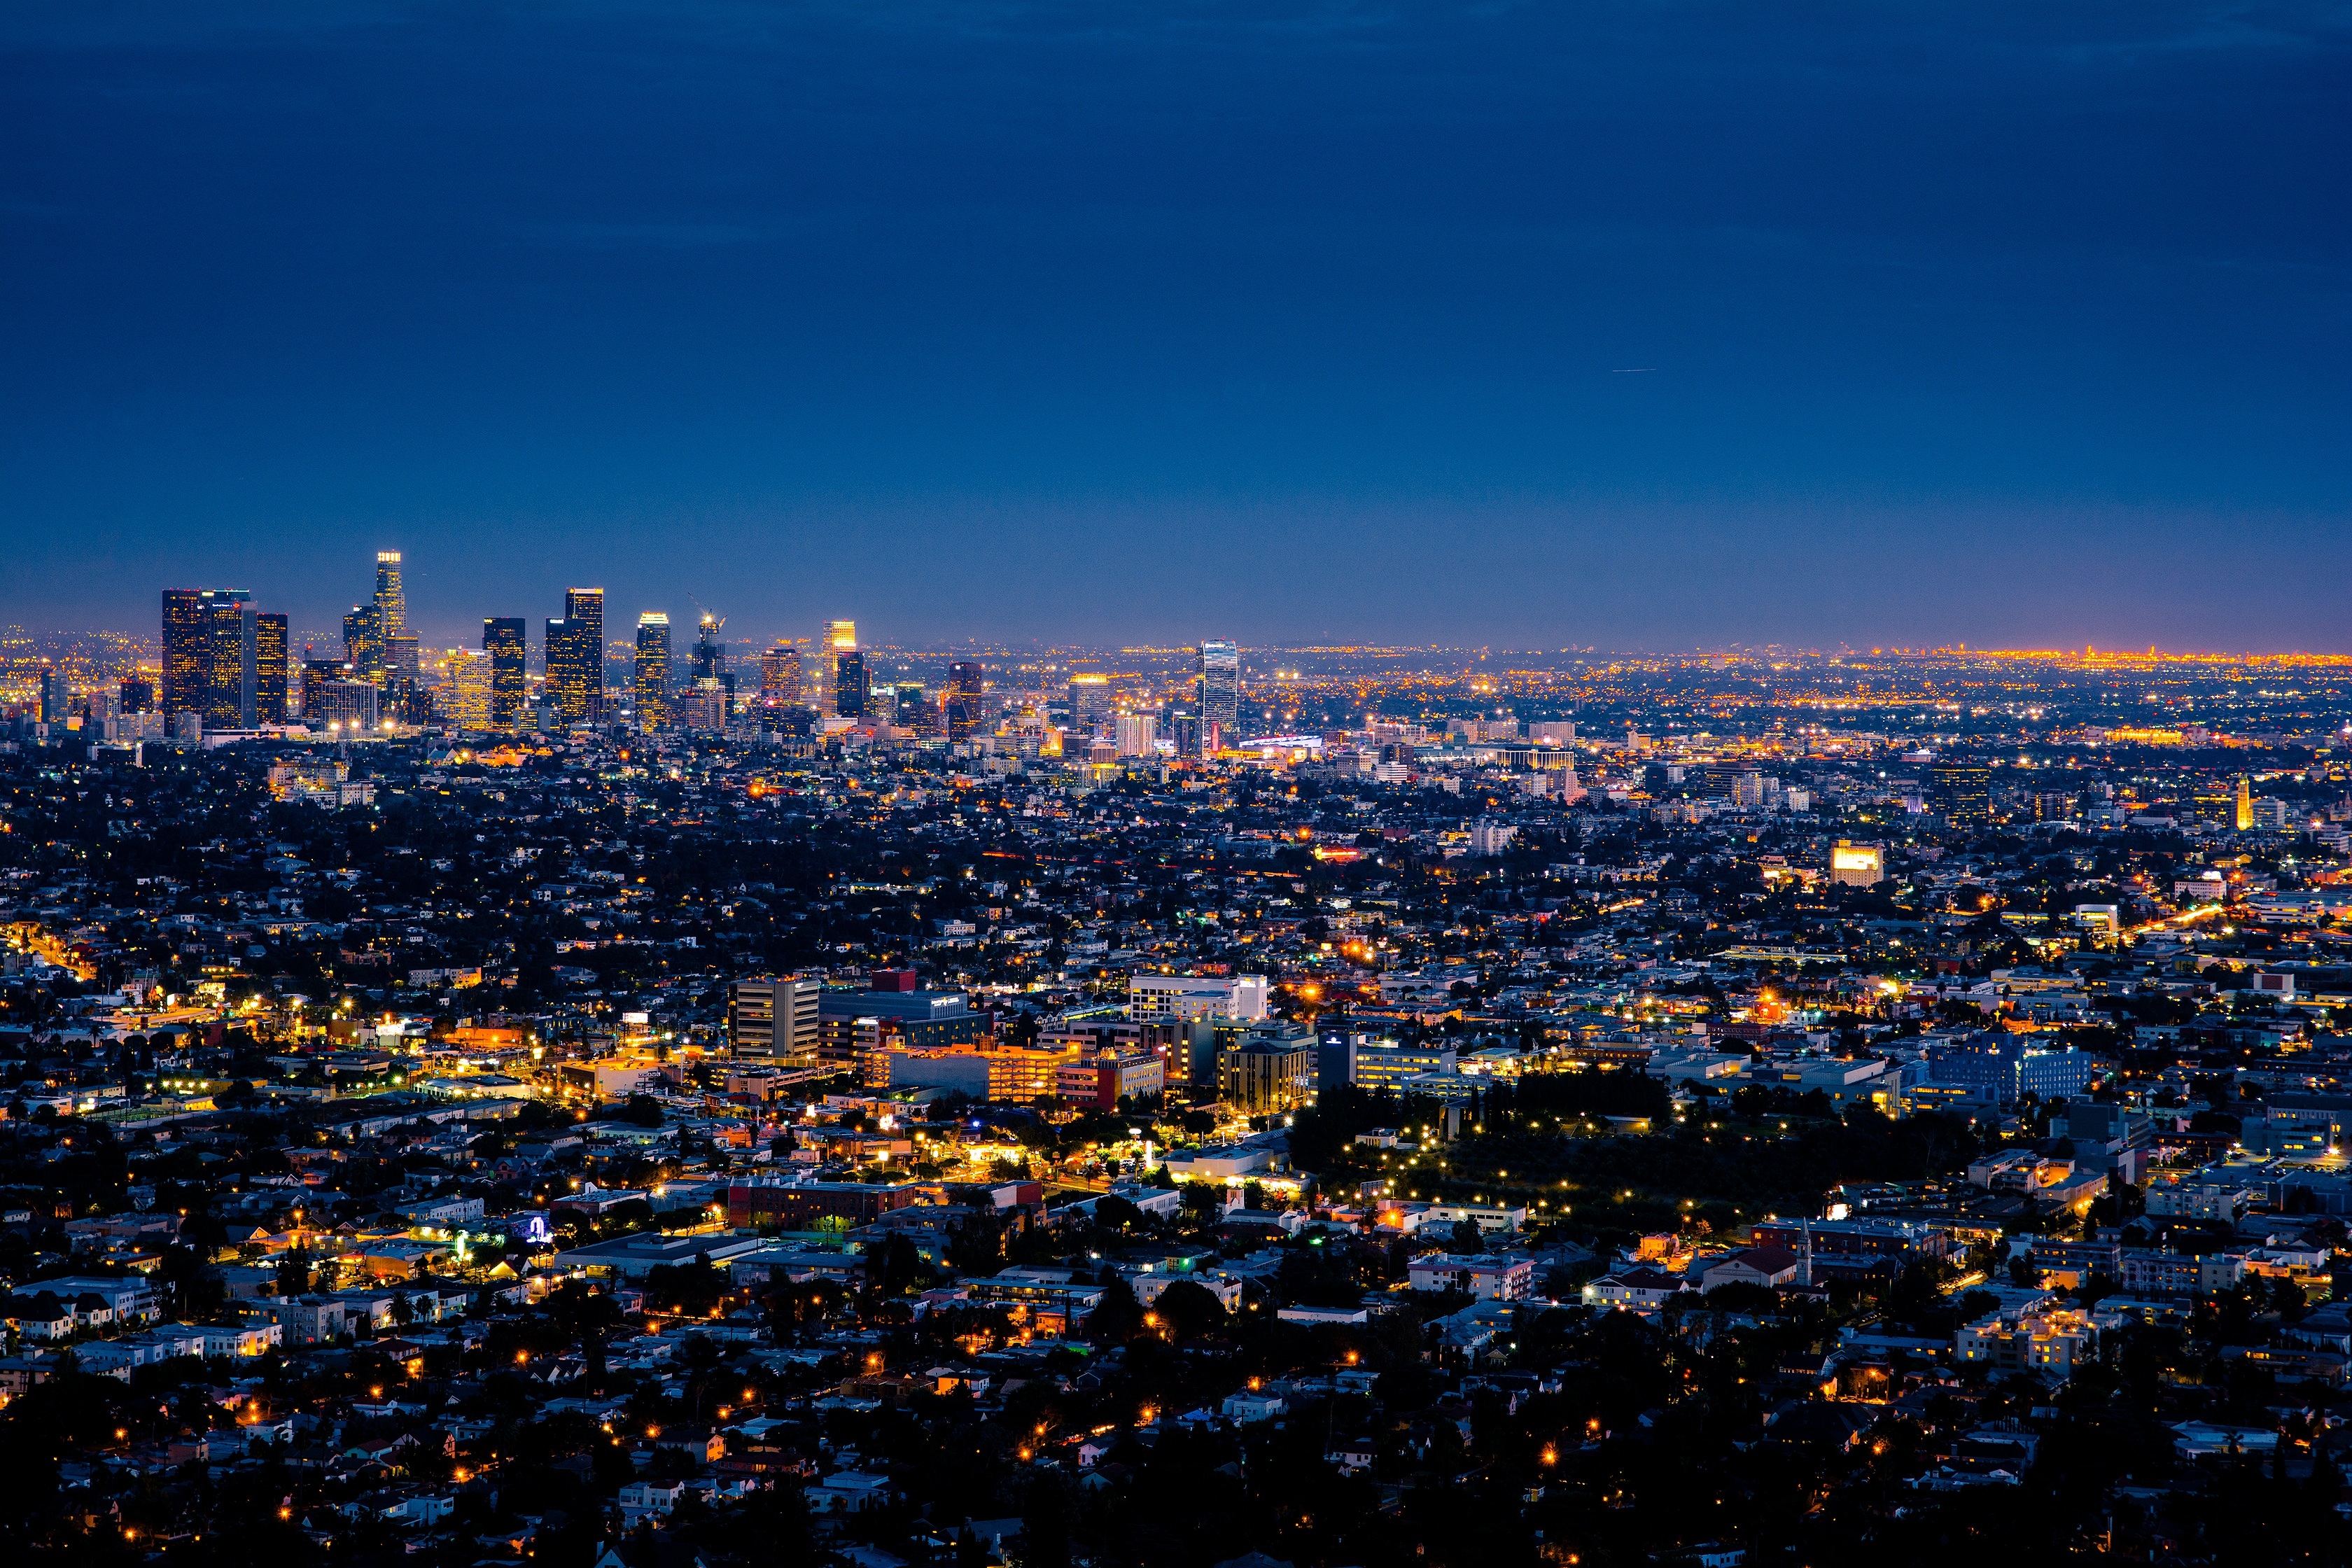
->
[1115, 713, 1158, 757]
[482, 617, 527, 730]
[634, 612, 673, 728]
[947, 661, 986, 741]
[834, 650, 868, 720]
[1198, 640, 1240, 732]
[1167, 713, 1201, 759]
[2235, 776, 2253, 832]
[546, 587, 606, 724]
[343, 604, 383, 680]
[1065, 672, 1108, 734]
[570, 587, 606, 721]
[894, 682, 937, 735]
[373, 551, 406, 640]
[691, 611, 727, 685]
[818, 619, 856, 715]
[435, 648, 491, 729]
[1933, 761, 1992, 827]
[36, 664, 60, 724]
[203, 589, 256, 729]
[254, 614, 288, 725]
[120, 678, 155, 715]
[300, 659, 349, 724]
[384, 634, 421, 690]
[759, 643, 803, 706]
[728, 976, 822, 1064]
[161, 589, 209, 724]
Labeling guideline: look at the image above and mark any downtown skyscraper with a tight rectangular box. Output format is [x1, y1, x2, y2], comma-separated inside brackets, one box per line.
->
[546, 587, 605, 725]
[483, 617, 528, 731]
[634, 612, 672, 728]
[1198, 639, 1240, 746]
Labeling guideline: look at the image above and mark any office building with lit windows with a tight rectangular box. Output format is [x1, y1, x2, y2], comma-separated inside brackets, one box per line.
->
[1933, 761, 1992, 826]
[546, 587, 605, 724]
[373, 551, 405, 639]
[254, 613, 288, 725]
[161, 589, 210, 725]
[947, 662, 986, 740]
[1198, 640, 1240, 731]
[204, 589, 256, 730]
[634, 612, 672, 727]
[342, 603, 382, 682]
[760, 643, 803, 707]
[834, 649, 868, 720]
[483, 617, 527, 729]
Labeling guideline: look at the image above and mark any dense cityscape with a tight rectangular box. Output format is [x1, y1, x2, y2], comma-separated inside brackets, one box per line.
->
[0, 553, 2343, 1567]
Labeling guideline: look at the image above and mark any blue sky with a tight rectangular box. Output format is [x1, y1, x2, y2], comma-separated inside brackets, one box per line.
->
[3, 1, 2346, 650]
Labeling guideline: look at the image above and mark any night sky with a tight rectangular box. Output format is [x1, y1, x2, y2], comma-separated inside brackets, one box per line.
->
[4, 2, 2346, 651]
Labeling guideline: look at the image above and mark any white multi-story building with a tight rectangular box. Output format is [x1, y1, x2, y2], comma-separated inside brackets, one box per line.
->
[1127, 972, 1270, 1023]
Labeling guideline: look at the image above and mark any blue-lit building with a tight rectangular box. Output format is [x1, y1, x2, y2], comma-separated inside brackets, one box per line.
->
[1925, 1034, 2102, 1102]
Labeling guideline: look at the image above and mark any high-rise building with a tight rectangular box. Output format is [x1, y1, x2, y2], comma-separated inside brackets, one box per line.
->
[1198, 640, 1240, 732]
[759, 643, 803, 707]
[692, 612, 727, 685]
[1115, 713, 1158, 757]
[816, 620, 855, 717]
[947, 662, 986, 741]
[343, 604, 383, 681]
[434, 648, 493, 730]
[161, 589, 209, 725]
[36, 663, 61, 724]
[729, 976, 823, 1065]
[312, 678, 381, 733]
[547, 588, 606, 724]
[383, 634, 421, 690]
[1065, 672, 1108, 734]
[373, 551, 405, 640]
[1933, 761, 1991, 826]
[204, 589, 256, 730]
[483, 617, 527, 730]
[254, 613, 288, 726]
[634, 612, 672, 728]
[2235, 776, 2253, 832]
[1830, 840, 1885, 888]
[895, 682, 937, 736]
[119, 678, 155, 716]
[834, 650, 868, 720]
[300, 659, 350, 725]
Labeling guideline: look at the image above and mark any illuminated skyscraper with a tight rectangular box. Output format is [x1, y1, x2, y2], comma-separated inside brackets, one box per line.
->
[204, 589, 255, 729]
[374, 551, 405, 640]
[483, 617, 527, 730]
[816, 620, 856, 716]
[384, 634, 421, 690]
[834, 650, 868, 720]
[1198, 640, 1240, 732]
[162, 589, 209, 724]
[36, 663, 61, 724]
[255, 613, 288, 725]
[692, 611, 727, 683]
[947, 662, 986, 741]
[343, 604, 382, 680]
[1065, 672, 1108, 734]
[895, 683, 939, 736]
[760, 643, 803, 706]
[546, 587, 606, 724]
[2235, 776, 2253, 832]
[635, 612, 673, 728]
[1933, 762, 1991, 827]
